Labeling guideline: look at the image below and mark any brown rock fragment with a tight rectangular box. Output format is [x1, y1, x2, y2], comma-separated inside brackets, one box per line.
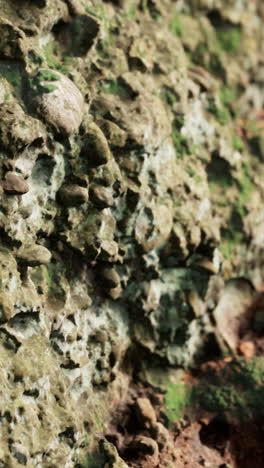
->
[135, 397, 157, 428]
[238, 341, 255, 358]
[151, 422, 169, 449]
[57, 184, 88, 206]
[80, 122, 111, 167]
[89, 184, 114, 209]
[1, 172, 29, 194]
[100, 267, 120, 289]
[130, 435, 159, 466]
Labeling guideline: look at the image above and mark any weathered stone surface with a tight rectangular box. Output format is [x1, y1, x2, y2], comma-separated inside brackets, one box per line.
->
[89, 184, 114, 208]
[57, 184, 88, 206]
[0, 0, 263, 466]
[15, 244, 52, 266]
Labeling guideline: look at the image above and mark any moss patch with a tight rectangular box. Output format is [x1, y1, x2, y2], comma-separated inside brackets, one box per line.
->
[101, 79, 132, 98]
[216, 26, 242, 54]
[165, 382, 192, 422]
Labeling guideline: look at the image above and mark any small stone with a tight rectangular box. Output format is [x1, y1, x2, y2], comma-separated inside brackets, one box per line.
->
[100, 268, 120, 289]
[98, 119, 127, 147]
[109, 284, 122, 300]
[135, 397, 157, 428]
[131, 435, 159, 458]
[0, 292, 14, 323]
[99, 240, 119, 262]
[89, 184, 114, 209]
[57, 184, 88, 206]
[193, 257, 218, 274]
[15, 244, 52, 267]
[238, 341, 255, 358]
[1, 172, 29, 194]
[81, 122, 111, 167]
[32, 69, 84, 135]
[151, 422, 169, 449]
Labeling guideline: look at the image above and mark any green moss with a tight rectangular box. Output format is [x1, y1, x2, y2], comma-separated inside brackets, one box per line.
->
[195, 384, 245, 413]
[220, 229, 244, 259]
[101, 79, 131, 98]
[160, 86, 179, 107]
[220, 85, 238, 109]
[216, 26, 242, 54]
[0, 63, 23, 99]
[29, 70, 59, 95]
[232, 134, 244, 151]
[207, 98, 230, 125]
[165, 382, 191, 421]
[78, 451, 105, 468]
[169, 12, 182, 37]
[127, 1, 137, 19]
[44, 41, 72, 74]
[229, 358, 264, 388]
[193, 358, 264, 420]
[233, 161, 254, 218]
[186, 166, 195, 177]
[85, 5, 105, 21]
[171, 116, 191, 159]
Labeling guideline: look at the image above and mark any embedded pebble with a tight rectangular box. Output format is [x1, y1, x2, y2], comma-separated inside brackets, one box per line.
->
[33, 69, 84, 135]
[1, 172, 29, 194]
[15, 244, 52, 266]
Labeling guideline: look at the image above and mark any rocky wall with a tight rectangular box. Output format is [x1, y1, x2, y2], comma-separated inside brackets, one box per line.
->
[0, 0, 263, 466]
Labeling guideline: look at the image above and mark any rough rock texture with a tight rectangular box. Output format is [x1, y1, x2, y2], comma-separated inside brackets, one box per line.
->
[0, 0, 264, 466]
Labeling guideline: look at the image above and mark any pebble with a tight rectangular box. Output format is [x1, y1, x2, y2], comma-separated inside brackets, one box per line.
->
[1, 172, 29, 194]
[89, 184, 114, 209]
[81, 122, 111, 167]
[57, 184, 89, 206]
[135, 397, 157, 428]
[33, 69, 84, 135]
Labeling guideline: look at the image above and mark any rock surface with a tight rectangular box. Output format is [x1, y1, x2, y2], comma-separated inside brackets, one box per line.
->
[0, 0, 263, 467]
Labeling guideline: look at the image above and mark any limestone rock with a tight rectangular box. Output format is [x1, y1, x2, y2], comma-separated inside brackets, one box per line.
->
[15, 244, 52, 266]
[0, 101, 46, 153]
[32, 69, 84, 135]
